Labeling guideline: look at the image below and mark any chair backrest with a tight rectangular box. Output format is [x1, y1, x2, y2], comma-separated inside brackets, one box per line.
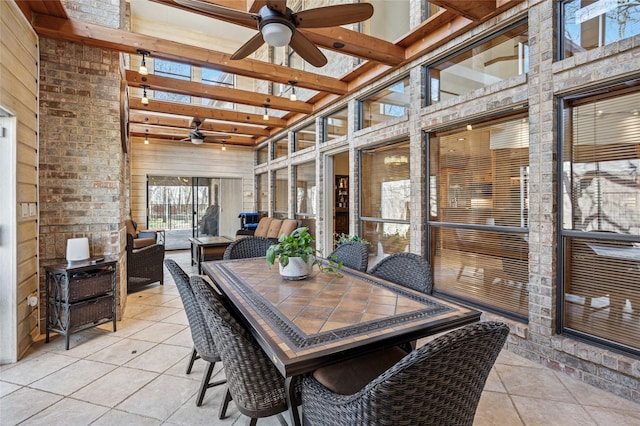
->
[329, 242, 369, 272]
[277, 219, 299, 239]
[164, 260, 218, 360]
[265, 219, 283, 239]
[191, 276, 289, 418]
[125, 219, 137, 237]
[223, 236, 273, 260]
[368, 252, 433, 294]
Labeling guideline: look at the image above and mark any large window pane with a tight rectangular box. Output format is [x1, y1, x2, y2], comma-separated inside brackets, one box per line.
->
[257, 145, 269, 165]
[201, 68, 234, 109]
[360, 141, 410, 258]
[427, 21, 528, 105]
[295, 123, 316, 151]
[154, 59, 191, 103]
[560, 85, 640, 354]
[256, 172, 268, 215]
[428, 115, 530, 319]
[295, 161, 316, 236]
[274, 138, 288, 159]
[324, 107, 348, 141]
[561, 0, 640, 59]
[274, 168, 288, 218]
[360, 77, 410, 129]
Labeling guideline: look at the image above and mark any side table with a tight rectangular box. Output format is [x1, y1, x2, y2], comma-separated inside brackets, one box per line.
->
[45, 257, 118, 350]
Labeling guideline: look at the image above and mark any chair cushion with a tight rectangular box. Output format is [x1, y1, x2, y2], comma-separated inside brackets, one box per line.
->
[125, 219, 137, 237]
[312, 346, 407, 395]
[278, 219, 299, 238]
[133, 237, 156, 249]
[253, 217, 273, 238]
[266, 219, 283, 239]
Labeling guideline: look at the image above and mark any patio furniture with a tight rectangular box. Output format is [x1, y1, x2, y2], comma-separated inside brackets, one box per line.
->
[368, 252, 434, 294]
[329, 241, 369, 272]
[125, 219, 158, 249]
[301, 321, 509, 426]
[164, 260, 226, 407]
[189, 236, 234, 274]
[201, 257, 480, 425]
[236, 217, 300, 241]
[191, 275, 298, 424]
[126, 233, 164, 293]
[222, 236, 273, 260]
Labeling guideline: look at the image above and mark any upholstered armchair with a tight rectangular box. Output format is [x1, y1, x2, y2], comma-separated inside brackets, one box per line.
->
[126, 233, 164, 293]
[125, 219, 157, 249]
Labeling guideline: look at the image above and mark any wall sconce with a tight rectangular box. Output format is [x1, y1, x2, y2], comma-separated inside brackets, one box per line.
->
[144, 129, 149, 144]
[137, 49, 150, 75]
[140, 84, 149, 105]
[289, 81, 297, 101]
[466, 124, 473, 131]
[263, 104, 269, 121]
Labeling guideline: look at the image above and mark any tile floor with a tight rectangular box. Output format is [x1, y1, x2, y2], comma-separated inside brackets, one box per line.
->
[1, 251, 640, 426]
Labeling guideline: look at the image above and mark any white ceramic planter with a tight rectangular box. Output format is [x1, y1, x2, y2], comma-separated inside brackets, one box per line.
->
[278, 257, 313, 280]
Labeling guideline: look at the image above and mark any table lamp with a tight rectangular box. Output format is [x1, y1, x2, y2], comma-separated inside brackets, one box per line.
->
[66, 237, 90, 263]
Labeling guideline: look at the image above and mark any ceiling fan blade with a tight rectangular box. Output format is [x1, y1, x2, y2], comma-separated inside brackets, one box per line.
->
[264, 0, 287, 15]
[231, 32, 266, 60]
[293, 3, 374, 28]
[175, 0, 258, 26]
[289, 31, 327, 67]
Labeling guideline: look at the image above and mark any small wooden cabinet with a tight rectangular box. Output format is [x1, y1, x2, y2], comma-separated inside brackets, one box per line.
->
[45, 258, 117, 350]
[335, 175, 349, 236]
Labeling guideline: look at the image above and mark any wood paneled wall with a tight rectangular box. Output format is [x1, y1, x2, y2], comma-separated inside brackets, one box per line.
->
[0, 0, 40, 362]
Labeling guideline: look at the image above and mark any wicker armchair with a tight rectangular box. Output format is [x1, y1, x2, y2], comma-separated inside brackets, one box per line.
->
[301, 321, 509, 426]
[164, 260, 225, 407]
[191, 276, 299, 424]
[368, 252, 433, 294]
[329, 242, 369, 272]
[223, 236, 273, 260]
[126, 233, 164, 293]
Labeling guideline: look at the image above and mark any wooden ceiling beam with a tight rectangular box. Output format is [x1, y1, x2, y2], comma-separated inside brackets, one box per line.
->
[130, 123, 256, 145]
[125, 70, 313, 114]
[427, 0, 498, 21]
[30, 13, 348, 95]
[130, 97, 287, 128]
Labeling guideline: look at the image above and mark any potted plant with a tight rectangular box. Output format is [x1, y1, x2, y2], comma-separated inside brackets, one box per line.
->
[334, 233, 369, 246]
[266, 227, 317, 280]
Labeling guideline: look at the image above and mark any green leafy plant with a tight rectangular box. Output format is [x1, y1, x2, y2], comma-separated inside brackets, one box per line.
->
[267, 227, 343, 277]
[334, 233, 369, 246]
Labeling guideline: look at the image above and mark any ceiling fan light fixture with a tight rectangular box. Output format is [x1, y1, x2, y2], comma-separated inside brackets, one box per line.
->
[289, 81, 297, 102]
[222, 142, 226, 151]
[262, 22, 293, 47]
[191, 136, 204, 145]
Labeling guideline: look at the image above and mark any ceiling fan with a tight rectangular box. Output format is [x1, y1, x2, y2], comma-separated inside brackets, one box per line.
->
[175, 0, 374, 67]
[181, 120, 207, 144]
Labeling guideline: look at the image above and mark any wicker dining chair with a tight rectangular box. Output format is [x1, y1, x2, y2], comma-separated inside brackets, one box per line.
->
[164, 260, 225, 407]
[329, 241, 369, 272]
[368, 252, 434, 294]
[301, 321, 509, 426]
[222, 236, 273, 260]
[191, 275, 299, 425]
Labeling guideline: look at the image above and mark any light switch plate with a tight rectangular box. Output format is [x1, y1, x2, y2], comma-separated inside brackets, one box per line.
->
[29, 203, 36, 216]
[21, 203, 28, 218]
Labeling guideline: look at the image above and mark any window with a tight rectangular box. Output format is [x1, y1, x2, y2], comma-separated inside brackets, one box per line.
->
[560, 0, 640, 59]
[428, 114, 530, 319]
[360, 141, 411, 258]
[422, 1, 443, 21]
[257, 145, 269, 165]
[256, 172, 268, 215]
[273, 137, 288, 159]
[274, 168, 288, 219]
[295, 123, 316, 151]
[201, 68, 234, 109]
[295, 161, 317, 236]
[324, 107, 348, 142]
[560, 83, 640, 354]
[153, 59, 191, 103]
[427, 21, 528, 105]
[359, 77, 410, 129]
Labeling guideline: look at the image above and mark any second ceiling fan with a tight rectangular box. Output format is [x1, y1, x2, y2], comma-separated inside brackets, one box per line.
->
[175, 0, 374, 67]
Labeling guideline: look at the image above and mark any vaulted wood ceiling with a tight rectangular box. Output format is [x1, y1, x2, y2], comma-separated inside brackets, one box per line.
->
[17, 0, 523, 148]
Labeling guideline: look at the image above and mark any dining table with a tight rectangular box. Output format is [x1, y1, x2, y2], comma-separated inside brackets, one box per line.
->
[202, 257, 481, 426]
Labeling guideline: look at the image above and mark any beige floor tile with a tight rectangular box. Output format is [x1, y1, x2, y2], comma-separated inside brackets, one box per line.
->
[483, 368, 507, 393]
[474, 391, 523, 426]
[162, 309, 190, 325]
[163, 327, 194, 348]
[585, 405, 640, 425]
[162, 297, 186, 309]
[24, 397, 110, 425]
[495, 349, 547, 369]
[30, 359, 116, 396]
[0, 352, 77, 386]
[132, 305, 182, 322]
[96, 317, 155, 338]
[165, 386, 236, 425]
[138, 293, 181, 306]
[511, 395, 597, 426]
[124, 343, 191, 373]
[71, 366, 158, 407]
[128, 322, 187, 343]
[122, 303, 155, 318]
[496, 364, 579, 403]
[116, 374, 198, 420]
[86, 337, 156, 365]
[92, 409, 163, 426]
[0, 380, 21, 398]
[47, 332, 122, 358]
[556, 372, 640, 412]
[0, 387, 62, 425]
